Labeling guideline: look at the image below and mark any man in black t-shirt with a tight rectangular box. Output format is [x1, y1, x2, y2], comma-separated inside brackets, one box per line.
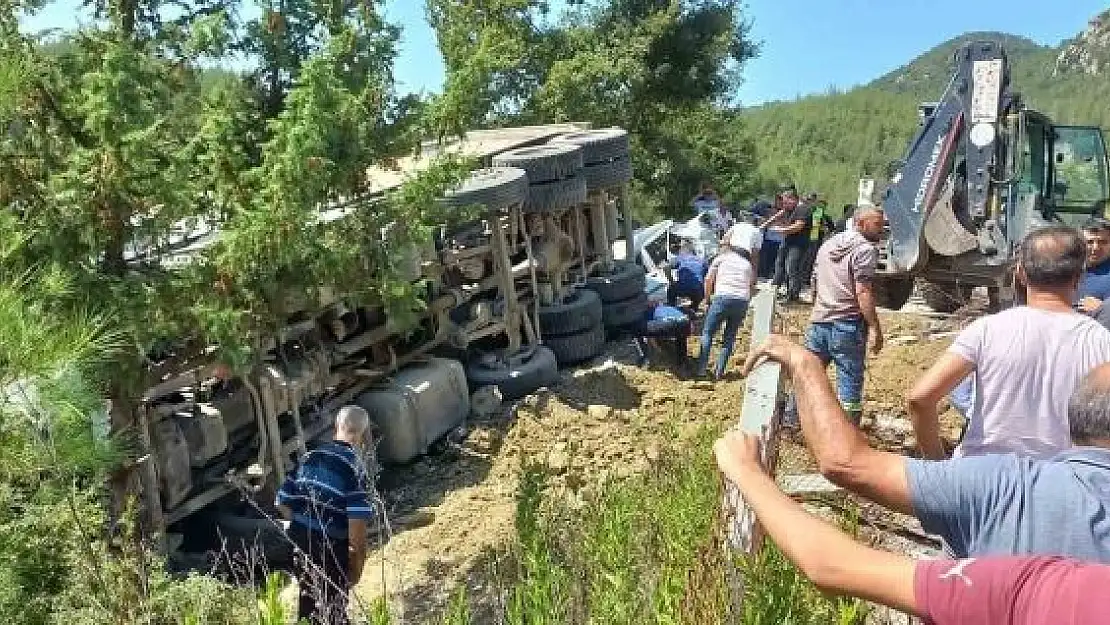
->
[769, 187, 812, 303]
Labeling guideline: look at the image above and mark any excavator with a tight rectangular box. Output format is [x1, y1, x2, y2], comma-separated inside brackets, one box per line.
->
[870, 40, 1110, 312]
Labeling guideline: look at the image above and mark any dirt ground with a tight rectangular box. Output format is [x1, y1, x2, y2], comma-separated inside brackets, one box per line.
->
[352, 304, 967, 622]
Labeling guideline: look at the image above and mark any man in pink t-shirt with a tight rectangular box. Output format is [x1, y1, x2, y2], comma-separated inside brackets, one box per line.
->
[714, 428, 1110, 625]
[916, 556, 1109, 624]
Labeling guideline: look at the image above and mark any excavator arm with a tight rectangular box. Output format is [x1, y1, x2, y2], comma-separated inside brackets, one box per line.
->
[881, 41, 1014, 273]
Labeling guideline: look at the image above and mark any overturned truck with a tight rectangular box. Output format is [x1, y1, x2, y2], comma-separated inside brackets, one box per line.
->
[138, 124, 645, 565]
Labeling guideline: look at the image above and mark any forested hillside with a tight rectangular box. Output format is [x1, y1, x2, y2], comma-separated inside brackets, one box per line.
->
[743, 12, 1110, 210]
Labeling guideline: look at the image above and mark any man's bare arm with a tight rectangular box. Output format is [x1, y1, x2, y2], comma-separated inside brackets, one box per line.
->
[855, 281, 883, 354]
[704, 266, 717, 304]
[749, 248, 760, 290]
[907, 353, 975, 460]
[715, 432, 920, 615]
[764, 207, 788, 226]
[774, 219, 806, 235]
[348, 518, 368, 585]
[742, 336, 914, 514]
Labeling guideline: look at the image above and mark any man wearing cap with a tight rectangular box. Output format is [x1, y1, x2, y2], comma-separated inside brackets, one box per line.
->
[696, 221, 759, 379]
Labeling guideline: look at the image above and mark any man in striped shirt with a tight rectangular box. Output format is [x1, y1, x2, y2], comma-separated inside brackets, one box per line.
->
[276, 406, 374, 625]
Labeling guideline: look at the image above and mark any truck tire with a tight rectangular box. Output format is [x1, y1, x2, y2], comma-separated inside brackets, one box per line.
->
[602, 291, 649, 329]
[581, 157, 633, 191]
[525, 176, 588, 212]
[493, 144, 584, 184]
[545, 322, 606, 366]
[920, 281, 974, 313]
[872, 277, 914, 311]
[584, 261, 646, 303]
[465, 346, 559, 400]
[549, 128, 630, 164]
[538, 288, 603, 336]
[440, 167, 529, 210]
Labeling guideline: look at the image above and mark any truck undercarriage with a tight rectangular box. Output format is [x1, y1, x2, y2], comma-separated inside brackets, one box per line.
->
[133, 123, 646, 567]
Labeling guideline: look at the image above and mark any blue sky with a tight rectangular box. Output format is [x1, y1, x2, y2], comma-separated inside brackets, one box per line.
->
[19, 0, 1110, 104]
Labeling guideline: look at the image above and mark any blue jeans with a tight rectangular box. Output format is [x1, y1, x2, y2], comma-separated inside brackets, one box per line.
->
[697, 296, 749, 377]
[785, 317, 867, 426]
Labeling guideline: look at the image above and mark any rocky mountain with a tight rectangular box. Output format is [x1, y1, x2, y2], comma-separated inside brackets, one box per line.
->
[1055, 10, 1110, 76]
[739, 9, 1110, 210]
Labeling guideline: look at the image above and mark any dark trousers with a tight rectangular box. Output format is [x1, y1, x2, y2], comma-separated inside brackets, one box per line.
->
[800, 237, 824, 288]
[290, 523, 350, 625]
[667, 282, 704, 310]
[759, 241, 780, 279]
[772, 244, 808, 300]
[636, 318, 692, 371]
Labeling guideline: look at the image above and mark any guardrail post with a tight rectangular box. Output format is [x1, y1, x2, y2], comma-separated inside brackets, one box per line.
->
[722, 287, 783, 604]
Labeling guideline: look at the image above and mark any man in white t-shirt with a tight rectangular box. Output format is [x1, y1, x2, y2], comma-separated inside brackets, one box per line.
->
[696, 241, 755, 380]
[908, 226, 1110, 459]
[725, 218, 763, 275]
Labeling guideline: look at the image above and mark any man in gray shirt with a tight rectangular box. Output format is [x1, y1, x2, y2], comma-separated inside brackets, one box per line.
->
[784, 207, 885, 427]
[743, 335, 1110, 562]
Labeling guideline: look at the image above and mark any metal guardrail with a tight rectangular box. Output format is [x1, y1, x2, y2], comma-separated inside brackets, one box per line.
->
[724, 286, 783, 553]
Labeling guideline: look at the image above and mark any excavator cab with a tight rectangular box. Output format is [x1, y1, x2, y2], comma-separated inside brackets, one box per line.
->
[1038, 123, 1109, 219]
[1005, 113, 1109, 231]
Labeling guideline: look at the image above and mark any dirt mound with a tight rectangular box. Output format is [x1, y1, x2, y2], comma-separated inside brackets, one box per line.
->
[354, 309, 963, 621]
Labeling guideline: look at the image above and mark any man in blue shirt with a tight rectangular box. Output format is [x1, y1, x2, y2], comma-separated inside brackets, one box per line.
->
[665, 238, 707, 310]
[751, 197, 779, 279]
[1078, 218, 1110, 318]
[635, 301, 693, 376]
[277, 406, 374, 625]
[745, 334, 1110, 562]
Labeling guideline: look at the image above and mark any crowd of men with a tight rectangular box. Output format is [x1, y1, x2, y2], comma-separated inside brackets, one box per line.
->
[714, 205, 1110, 623]
[636, 182, 854, 381]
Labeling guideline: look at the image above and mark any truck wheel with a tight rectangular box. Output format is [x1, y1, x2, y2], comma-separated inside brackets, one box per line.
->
[581, 157, 633, 191]
[920, 281, 974, 313]
[465, 346, 559, 400]
[584, 261, 646, 303]
[439, 167, 529, 210]
[493, 144, 584, 184]
[549, 128, 630, 164]
[872, 277, 914, 311]
[525, 176, 588, 212]
[538, 288, 603, 336]
[602, 291, 649, 330]
[545, 322, 607, 366]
